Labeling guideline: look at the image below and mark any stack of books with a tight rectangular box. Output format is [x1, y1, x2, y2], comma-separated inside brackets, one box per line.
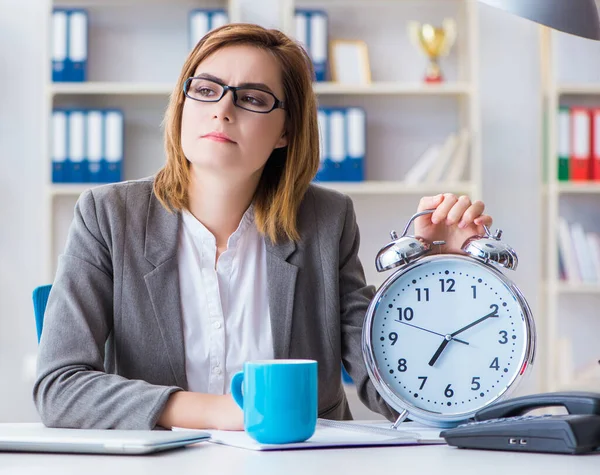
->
[403, 129, 471, 184]
[557, 216, 600, 284]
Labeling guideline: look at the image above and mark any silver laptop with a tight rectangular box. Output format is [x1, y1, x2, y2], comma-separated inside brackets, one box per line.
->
[0, 423, 211, 455]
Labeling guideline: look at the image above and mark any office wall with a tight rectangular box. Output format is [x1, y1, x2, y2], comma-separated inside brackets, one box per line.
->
[0, 1, 541, 422]
[0, 0, 48, 421]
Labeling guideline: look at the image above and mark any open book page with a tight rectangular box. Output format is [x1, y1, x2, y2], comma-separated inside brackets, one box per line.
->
[317, 419, 444, 444]
[173, 419, 444, 451]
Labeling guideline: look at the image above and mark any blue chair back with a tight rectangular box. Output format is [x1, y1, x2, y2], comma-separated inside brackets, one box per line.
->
[32, 285, 52, 343]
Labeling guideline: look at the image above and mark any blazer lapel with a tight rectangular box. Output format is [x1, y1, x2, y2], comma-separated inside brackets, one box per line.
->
[265, 238, 298, 359]
[143, 193, 187, 389]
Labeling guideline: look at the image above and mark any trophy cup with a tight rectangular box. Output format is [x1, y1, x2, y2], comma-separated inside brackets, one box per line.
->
[408, 18, 457, 83]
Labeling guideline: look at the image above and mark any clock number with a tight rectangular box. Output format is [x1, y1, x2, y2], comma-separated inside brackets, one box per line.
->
[388, 332, 398, 345]
[471, 377, 481, 391]
[444, 384, 454, 398]
[416, 288, 430, 302]
[490, 357, 500, 371]
[471, 285, 477, 299]
[439, 278, 456, 293]
[417, 376, 427, 390]
[397, 359, 407, 372]
[498, 330, 508, 344]
[490, 304, 499, 315]
[397, 307, 414, 321]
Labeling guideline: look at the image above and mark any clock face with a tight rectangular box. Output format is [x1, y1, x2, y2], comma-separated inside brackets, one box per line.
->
[366, 255, 532, 424]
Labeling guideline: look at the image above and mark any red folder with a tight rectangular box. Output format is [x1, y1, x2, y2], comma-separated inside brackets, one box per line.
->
[570, 107, 591, 181]
[590, 108, 600, 180]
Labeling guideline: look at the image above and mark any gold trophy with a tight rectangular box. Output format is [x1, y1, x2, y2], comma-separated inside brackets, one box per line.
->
[408, 18, 457, 83]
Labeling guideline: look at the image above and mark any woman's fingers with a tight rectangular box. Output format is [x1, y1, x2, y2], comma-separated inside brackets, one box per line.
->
[416, 194, 492, 231]
[431, 193, 459, 224]
[456, 200, 485, 228]
[474, 214, 492, 234]
[446, 195, 474, 226]
[417, 194, 443, 213]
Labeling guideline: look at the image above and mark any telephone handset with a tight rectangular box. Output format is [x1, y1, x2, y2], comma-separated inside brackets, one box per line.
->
[441, 391, 600, 455]
[474, 391, 600, 420]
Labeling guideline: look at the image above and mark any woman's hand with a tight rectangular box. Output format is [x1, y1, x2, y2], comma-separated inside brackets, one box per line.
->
[215, 394, 245, 431]
[158, 392, 244, 431]
[414, 194, 493, 254]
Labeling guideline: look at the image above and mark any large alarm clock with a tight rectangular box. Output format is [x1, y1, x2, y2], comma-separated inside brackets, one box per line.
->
[362, 209, 536, 429]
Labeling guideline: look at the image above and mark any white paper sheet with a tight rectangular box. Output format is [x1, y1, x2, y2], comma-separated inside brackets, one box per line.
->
[173, 419, 445, 451]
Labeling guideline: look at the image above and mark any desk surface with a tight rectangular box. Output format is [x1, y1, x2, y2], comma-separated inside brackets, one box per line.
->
[1, 440, 599, 475]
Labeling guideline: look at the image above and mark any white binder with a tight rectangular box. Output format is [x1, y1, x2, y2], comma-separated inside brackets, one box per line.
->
[104, 110, 124, 182]
[52, 10, 68, 82]
[329, 110, 346, 181]
[211, 11, 228, 30]
[52, 110, 67, 182]
[68, 110, 86, 182]
[189, 10, 229, 50]
[309, 11, 328, 81]
[67, 10, 88, 81]
[86, 110, 103, 183]
[190, 11, 209, 49]
[345, 107, 365, 182]
[294, 11, 308, 53]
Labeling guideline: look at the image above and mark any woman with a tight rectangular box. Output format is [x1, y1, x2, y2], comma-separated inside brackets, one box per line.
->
[33, 23, 492, 430]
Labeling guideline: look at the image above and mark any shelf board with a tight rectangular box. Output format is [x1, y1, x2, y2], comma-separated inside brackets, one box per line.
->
[50, 82, 174, 96]
[49, 81, 473, 97]
[49, 184, 106, 197]
[318, 181, 474, 195]
[554, 182, 600, 194]
[556, 282, 600, 294]
[313, 82, 473, 96]
[49, 181, 475, 197]
[557, 84, 600, 95]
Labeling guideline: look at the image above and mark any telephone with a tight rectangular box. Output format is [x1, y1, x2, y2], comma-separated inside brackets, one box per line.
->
[440, 391, 600, 454]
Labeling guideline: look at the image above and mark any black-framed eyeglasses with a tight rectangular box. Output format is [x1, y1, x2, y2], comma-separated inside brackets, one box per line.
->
[183, 76, 286, 114]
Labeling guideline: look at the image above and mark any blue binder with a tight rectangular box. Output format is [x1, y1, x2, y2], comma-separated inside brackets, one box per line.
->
[86, 110, 104, 183]
[52, 9, 88, 82]
[52, 109, 67, 183]
[315, 108, 330, 182]
[66, 10, 88, 82]
[328, 108, 346, 181]
[344, 107, 366, 182]
[295, 9, 328, 82]
[68, 109, 87, 183]
[189, 9, 228, 50]
[102, 110, 124, 183]
[52, 10, 68, 82]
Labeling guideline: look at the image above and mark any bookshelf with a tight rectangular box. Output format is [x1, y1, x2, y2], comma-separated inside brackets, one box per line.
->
[44, 0, 482, 292]
[541, 19, 600, 393]
[50, 81, 475, 96]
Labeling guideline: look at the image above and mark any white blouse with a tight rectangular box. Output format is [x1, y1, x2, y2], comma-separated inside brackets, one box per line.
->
[177, 205, 274, 394]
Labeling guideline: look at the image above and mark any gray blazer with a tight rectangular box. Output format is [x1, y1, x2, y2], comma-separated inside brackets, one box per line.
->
[33, 178, 397, 429]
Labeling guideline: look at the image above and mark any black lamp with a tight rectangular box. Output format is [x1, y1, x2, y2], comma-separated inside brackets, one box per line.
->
[479, 0, 600, 40]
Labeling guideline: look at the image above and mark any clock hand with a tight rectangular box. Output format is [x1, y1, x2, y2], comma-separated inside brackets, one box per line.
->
[428, 338, 450, 367]
[428, 306, 499, 367]
[394, 319, 469, 345]
[450, 306, 500, 338]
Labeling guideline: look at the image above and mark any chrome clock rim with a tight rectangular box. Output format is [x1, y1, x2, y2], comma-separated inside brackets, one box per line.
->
[362, 254, 536, 428]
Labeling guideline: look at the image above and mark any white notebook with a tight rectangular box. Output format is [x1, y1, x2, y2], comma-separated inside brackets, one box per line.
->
[173, 419, 444, 451]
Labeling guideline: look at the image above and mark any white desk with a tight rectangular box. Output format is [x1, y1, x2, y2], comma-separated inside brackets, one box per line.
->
[1, 441, 598, 475]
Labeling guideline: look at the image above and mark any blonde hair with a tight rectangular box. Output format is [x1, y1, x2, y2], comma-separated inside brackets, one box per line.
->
[153, 23, 320, 243]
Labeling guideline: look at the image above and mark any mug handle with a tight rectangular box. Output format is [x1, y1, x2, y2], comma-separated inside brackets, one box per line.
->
[230, 371, 244, 409]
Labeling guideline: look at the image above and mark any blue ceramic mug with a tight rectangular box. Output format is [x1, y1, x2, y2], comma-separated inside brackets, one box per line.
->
[230, 359, 318, 444]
